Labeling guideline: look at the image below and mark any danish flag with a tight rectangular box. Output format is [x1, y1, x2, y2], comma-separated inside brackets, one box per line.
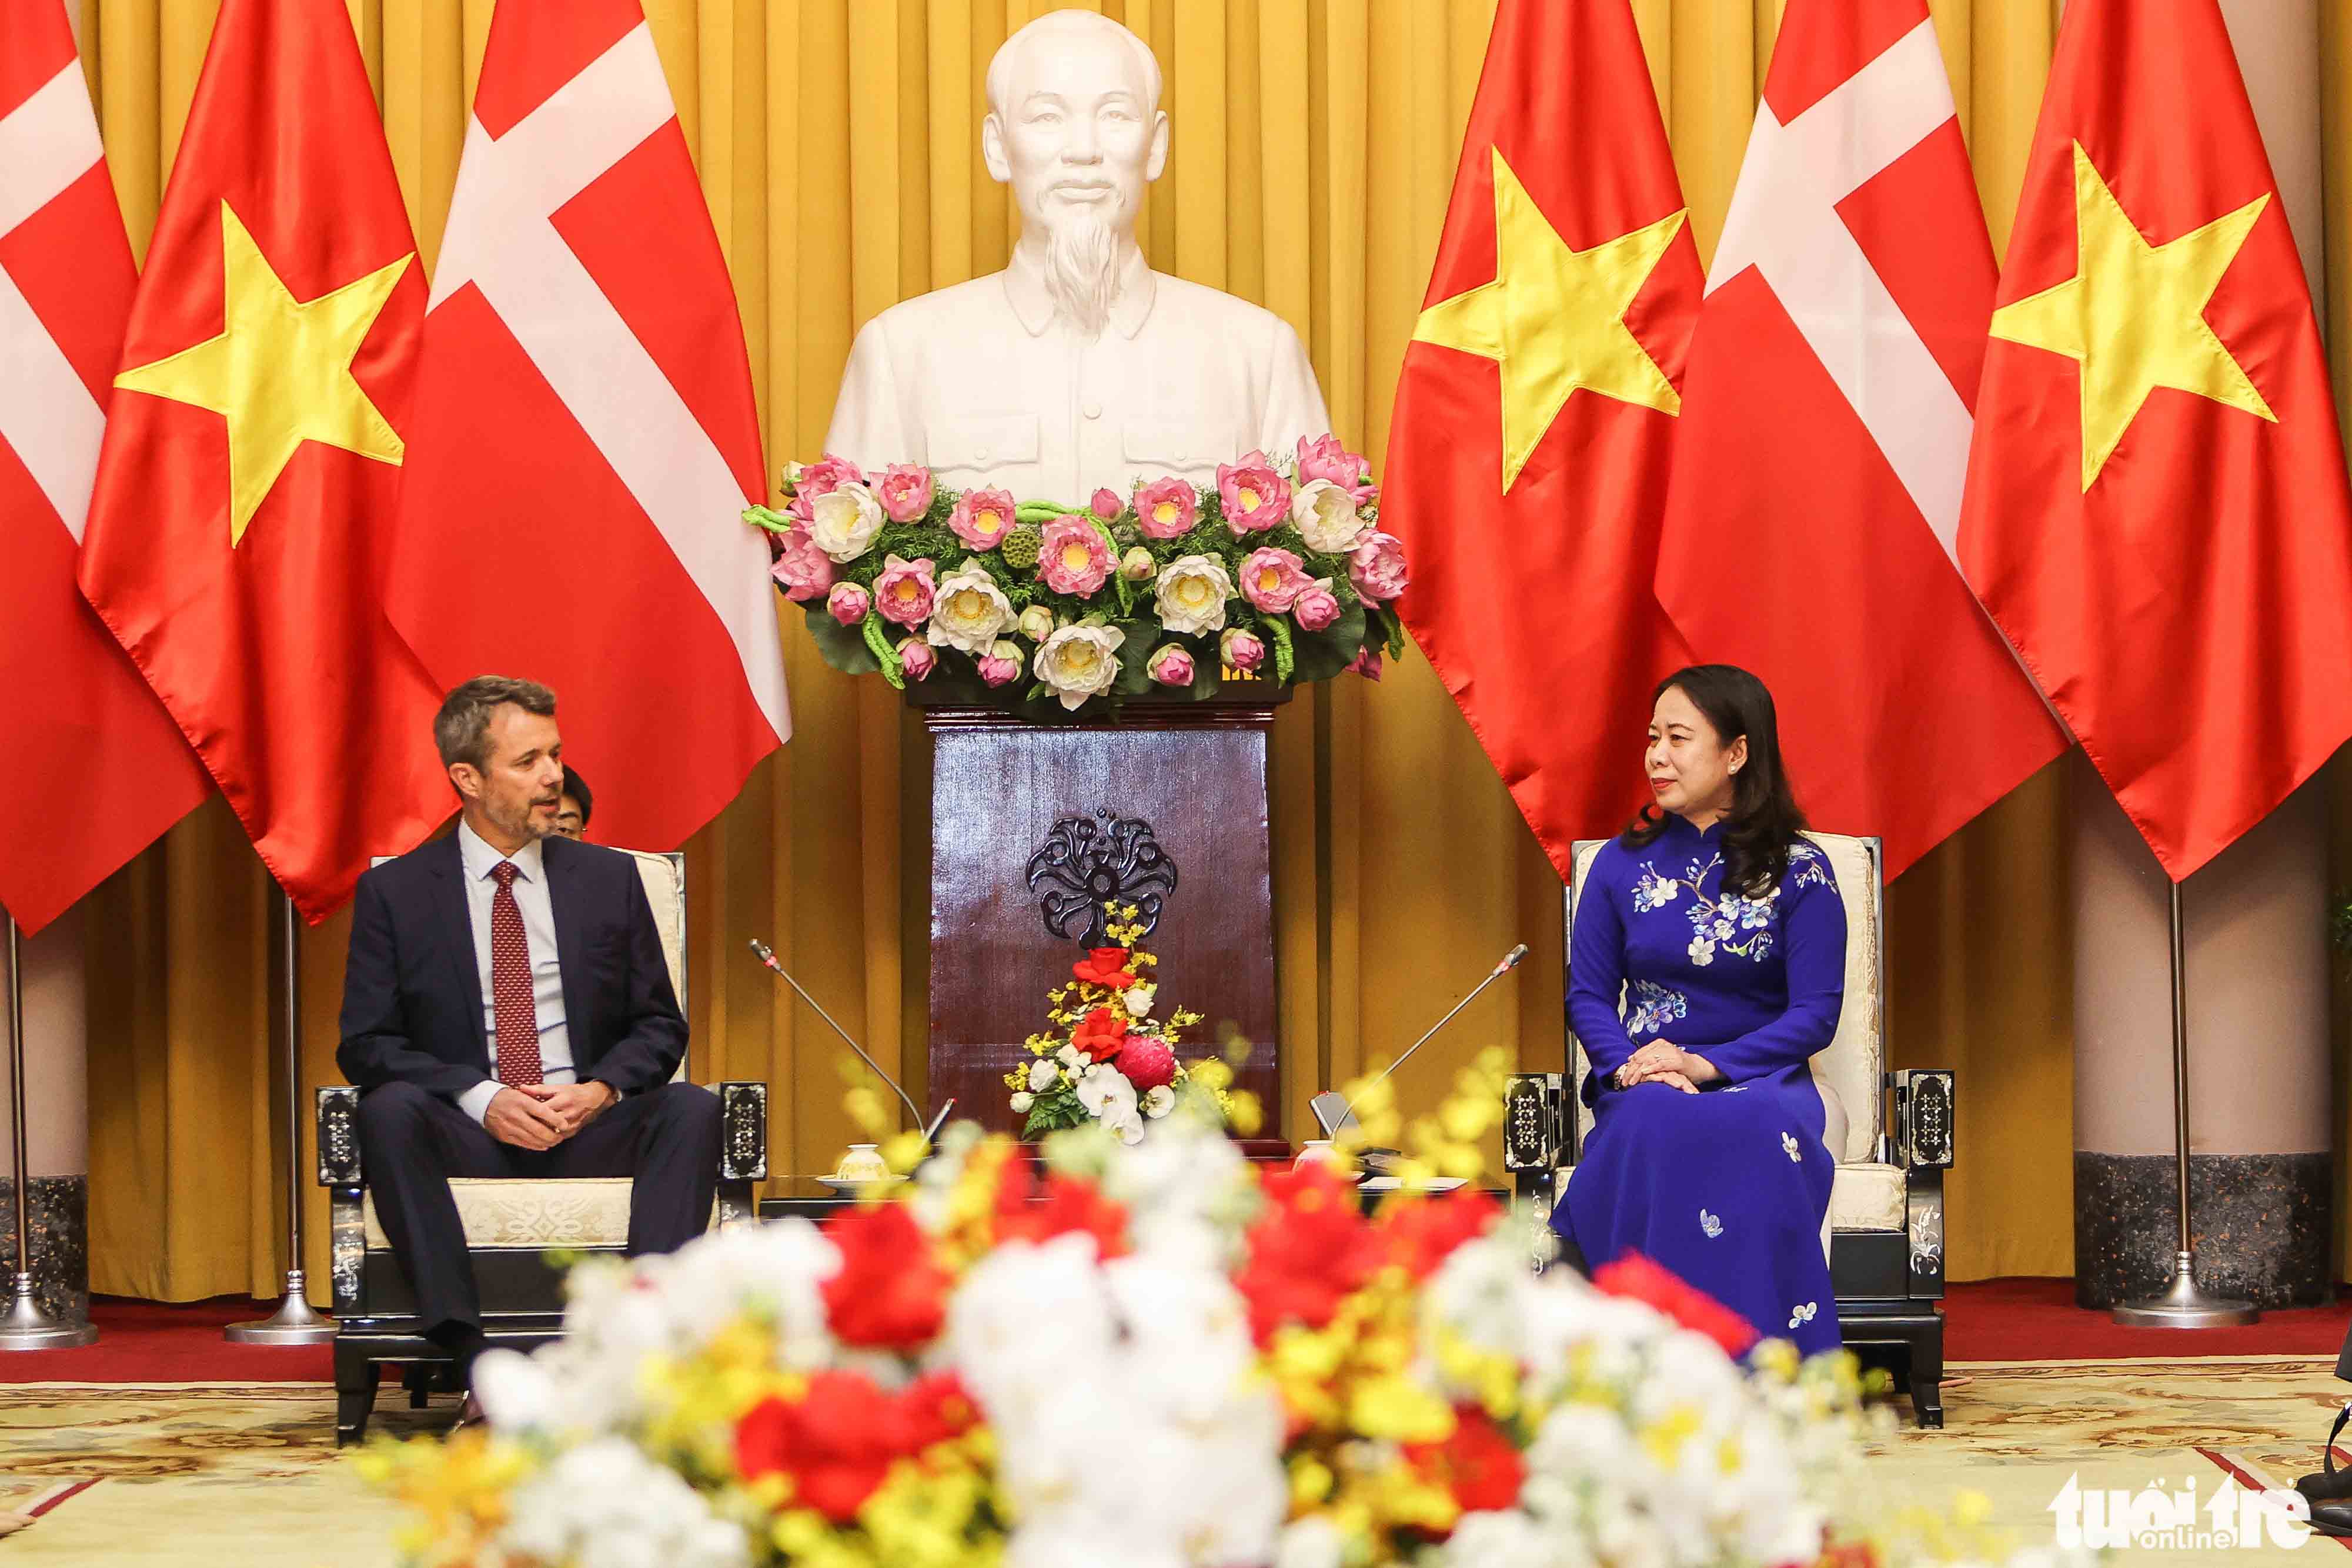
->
[386, 0, 788, 849]
[1653, 0, 2065, 875]
[0, 0, 208, 931]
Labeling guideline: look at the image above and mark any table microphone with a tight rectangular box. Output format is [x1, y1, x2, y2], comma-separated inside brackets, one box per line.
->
[1315, 943, 1530, 1139]
[748, 938, 951, 1141]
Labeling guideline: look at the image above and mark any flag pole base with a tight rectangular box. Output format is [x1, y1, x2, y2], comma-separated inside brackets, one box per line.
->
[224, 1270, 336, 1345]
[0, 1272, 96, 1350]
[2112, 1250, 2260, 1328]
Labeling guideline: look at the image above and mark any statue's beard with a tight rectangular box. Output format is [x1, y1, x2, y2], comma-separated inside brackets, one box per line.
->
[1044, 212, 1122, 337]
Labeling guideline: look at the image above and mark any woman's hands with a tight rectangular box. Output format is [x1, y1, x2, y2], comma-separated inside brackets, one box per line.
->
[1614, 1042, 1722, 1093]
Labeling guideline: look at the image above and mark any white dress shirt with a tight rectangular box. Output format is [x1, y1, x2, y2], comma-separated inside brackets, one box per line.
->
[454, 820, 576, 1124]
[823, 244, 1332, 500]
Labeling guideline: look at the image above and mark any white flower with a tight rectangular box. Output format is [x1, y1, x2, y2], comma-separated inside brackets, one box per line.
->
[1689, 935, 1716, 967]
[500, 1437, 749, 1568]
[1056, 1044, 1083, 1069]
[1782, 1131, 1802, 1162]
[1699, 1208, 1723, 1238]
[1111, 1111, 1145, 1145]
[1142, 1084, 1175, 1119]
[1290, 477, 1365, 553]
[926, 561, 1015, 653]
[1152, 554, 1235, 636]
[1123, 982, 1157, 1017]
[1275, 1517, 1348, 1568]
[1028, 1058, 1060, 1092]
[1010, 1091, 1035, 1113]
[1033, 624, 1125, 710]
[805, 480, 884, 561]
[1076, 1063, 1138, 1125]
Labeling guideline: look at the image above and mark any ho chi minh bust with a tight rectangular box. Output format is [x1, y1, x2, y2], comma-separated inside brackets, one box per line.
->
[823, 9, 1331, 500]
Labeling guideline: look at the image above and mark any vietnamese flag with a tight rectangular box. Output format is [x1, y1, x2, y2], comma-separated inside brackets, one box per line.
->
[1383, 0, 1699, 880]
[77, 0, 449, 919]
[1958, 0, 2352, 880]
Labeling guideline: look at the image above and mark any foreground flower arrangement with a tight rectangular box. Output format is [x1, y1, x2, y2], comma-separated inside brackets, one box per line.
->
[1005, 904, 1225, 1141]
[368, 1061, 2089, 1568]
[747, 436, 1403, 720]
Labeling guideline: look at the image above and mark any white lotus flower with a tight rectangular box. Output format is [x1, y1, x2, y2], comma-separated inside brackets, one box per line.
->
[1033, 624, 1126, 710]
[1290, 477, 1365, 553]
[926, 561, 1015, 653]
[804, 480, 884, 561]
[1152, 554, 1235, 636]
[1028, 1058, 1060, 1092]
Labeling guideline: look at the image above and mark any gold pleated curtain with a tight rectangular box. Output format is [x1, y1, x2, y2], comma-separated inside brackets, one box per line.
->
[68, 0, 2347, 1300]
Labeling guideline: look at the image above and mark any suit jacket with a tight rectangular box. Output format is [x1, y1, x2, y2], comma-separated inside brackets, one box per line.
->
[336, 832, 687, 1102]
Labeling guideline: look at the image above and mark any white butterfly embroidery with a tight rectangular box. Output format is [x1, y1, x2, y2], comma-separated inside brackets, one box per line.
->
[1780, 1131, 1802, 1163]
[1788, 1302, 1818, 1329]
[1699, 1208, 1723, 1239]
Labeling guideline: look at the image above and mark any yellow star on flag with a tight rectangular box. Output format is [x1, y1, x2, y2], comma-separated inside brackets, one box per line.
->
[115, 201, 412, 545]
[1412, 146, 1686, 493]
[1990, 142, 2274, 493]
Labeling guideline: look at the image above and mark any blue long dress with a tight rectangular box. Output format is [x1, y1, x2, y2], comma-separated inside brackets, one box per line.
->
[1553, 815, 1848, 1356]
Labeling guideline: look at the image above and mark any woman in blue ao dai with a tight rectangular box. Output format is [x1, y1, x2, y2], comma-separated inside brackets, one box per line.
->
[1554, 665, 1847, 1356]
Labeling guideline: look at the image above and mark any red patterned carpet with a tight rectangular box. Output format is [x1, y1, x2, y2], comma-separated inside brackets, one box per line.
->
[0, 1280, 2342, 1383]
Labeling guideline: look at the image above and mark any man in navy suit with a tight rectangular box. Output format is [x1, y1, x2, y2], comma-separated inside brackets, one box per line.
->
[338, 676, 720, 1381]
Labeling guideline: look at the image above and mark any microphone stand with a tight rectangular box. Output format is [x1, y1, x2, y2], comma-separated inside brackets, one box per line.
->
[749, 940, 941, 1136]
[1332, 943, 1530, 1137]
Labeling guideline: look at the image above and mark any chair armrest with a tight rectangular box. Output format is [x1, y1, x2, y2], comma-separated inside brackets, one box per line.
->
[710, 1081, 769, 1182]
[316, 1085, 364, 1185]
[1889, 1069, 1954, 1171]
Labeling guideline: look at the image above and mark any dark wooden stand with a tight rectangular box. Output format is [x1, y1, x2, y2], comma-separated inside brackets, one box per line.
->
[922, 696, 1282, 1135]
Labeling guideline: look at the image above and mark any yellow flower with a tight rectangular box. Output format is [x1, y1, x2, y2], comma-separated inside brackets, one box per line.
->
[1347, 1373, 1454, 1443]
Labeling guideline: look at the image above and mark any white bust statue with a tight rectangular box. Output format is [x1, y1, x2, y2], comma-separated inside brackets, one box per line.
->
[823, 9, 1331, 500]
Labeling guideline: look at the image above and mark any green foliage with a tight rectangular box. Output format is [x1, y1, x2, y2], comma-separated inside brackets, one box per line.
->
[1289, 604, 1369, 683]
[861, 612, 904, 688]
[1021, 1084, 1092, 1138]
[804, 609, 881, 675]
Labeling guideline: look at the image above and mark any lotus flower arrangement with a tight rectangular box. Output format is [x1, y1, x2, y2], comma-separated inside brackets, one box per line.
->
[366, 1055, 2082, 1568]
[747, 438, 1404, 720]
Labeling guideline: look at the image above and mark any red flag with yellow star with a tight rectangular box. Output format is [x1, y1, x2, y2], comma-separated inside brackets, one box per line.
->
[1384, 0, 1700, 880]
[76, 0, 449, 919]
[1958, 0, 2352, 880]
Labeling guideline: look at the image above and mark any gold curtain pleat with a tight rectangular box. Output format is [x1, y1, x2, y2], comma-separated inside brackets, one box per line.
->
[66, 0, 2351, 1300]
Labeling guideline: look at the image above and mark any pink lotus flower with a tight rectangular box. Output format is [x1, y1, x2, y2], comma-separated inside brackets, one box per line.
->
[1220, 627, 1267, 672]
[1147, 643, 1195, 687]
[1115, 1035, 1177, 1092]
[977, 639, 1023, 687]
[1347, 645, 1383, 681]
[897, 638, 937, 681]
[948, 487, 1018, 550]
[876, 464, 936, 523]
[1038, 517, 1114, 596]
[1134, 478, 1199, 540]
[1297, 433, 1377, 506]
[1349, 529, 1408, 603]
[796, 453, 866, 500]
[1217, 452, 1290, 534]
[827, 581, 871, 626]
[1238, 547, 1312, 612]
[769, 528, 836, 602]
[873, 554, 937, 627]
[1291, 581, 1341, 632]
[1091, 487, 1124, 521]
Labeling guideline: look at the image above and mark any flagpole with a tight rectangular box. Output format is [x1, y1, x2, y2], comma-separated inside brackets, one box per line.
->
[225, 888, 335, 1345]
[0, 914, 96, 1350]
[2111, 880, 2258, 1328]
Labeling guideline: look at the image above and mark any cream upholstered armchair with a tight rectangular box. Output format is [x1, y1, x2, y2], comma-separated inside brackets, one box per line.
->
[1504, 833, 1956, 1427]
[315, 850, 770, 1445]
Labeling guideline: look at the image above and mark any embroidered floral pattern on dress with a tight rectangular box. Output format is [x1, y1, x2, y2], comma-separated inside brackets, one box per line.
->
[1788, 1301, 1818, 1330]
[1631, 868, 1682, 912]
[1780, 1131, 1802, 1162]
[1631, 853, 1785, 967]
[1789, 841, 1833, 892]
[1699, 1208, 1723, 1239]
[1624, 980, 1688, 1038]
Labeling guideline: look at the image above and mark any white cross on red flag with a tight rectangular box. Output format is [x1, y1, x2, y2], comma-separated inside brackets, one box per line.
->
[0, 0, 209, 931]
[1653, 0, 2064, 876]
[385, 0, 789, 850]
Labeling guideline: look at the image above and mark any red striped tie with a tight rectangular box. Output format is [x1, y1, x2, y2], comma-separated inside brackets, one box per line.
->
[489, 862, 544, 1086]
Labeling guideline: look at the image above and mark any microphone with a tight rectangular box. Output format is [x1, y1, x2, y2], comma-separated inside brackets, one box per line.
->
[1314, 943, 1530, 1140]
[748, 938, 952, 1141]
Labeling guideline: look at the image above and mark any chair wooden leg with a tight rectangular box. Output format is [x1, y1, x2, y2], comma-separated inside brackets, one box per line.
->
[1908, 1315, 1945, 1429]
[335, 1343, 380, 1447]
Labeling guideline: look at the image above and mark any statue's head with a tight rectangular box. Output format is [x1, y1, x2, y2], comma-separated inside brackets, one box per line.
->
[983, 11, 1169, 333]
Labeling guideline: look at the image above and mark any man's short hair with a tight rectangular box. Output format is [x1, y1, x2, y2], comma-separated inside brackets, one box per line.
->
[434, 676, 557, 772]
[985, 10, 1161, 119]
[560, 765, 594, 827]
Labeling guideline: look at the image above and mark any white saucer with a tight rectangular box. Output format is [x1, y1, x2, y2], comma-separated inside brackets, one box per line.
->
[817, 1174, 906, 1194]
[1358, 1175, 1468, 1193]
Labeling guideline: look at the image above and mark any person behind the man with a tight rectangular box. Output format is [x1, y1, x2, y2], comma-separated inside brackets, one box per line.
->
[553, 765, 593, 840]
[337, 676, 719, 1399]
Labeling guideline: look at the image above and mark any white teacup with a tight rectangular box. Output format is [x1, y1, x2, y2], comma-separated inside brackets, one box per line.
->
[833, 1143, 888, 1182]
[1293, 1139, 1345, 1172]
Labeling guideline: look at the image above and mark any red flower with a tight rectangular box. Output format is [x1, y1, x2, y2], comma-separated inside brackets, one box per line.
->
[992, 1158, 1130, 1258]
[1380, 1189, 1504, 1281]
[1232, 1164, 1384, 1343]
[820, 1201, 950, 1349]
[898, 1370, 980, 1452]
[1072, 948, 1137, 989]
[734, 1371, 904, 1522]
[1591, 1253, 1759, 1358]
[1114, 1035, 1177, 1091]
[1404, 1405, 1526, 1519]
[1073, 1007, 1130, 1062]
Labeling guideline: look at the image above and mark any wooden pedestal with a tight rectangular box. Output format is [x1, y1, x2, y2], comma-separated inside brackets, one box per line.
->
[924, 700, 1281, 1135]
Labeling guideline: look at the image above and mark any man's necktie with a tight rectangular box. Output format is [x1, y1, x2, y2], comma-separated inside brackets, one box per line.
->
[489, 862, 545, 1087]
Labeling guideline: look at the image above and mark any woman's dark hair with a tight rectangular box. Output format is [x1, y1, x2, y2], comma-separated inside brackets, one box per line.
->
[1622, 664, 1807, 895]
